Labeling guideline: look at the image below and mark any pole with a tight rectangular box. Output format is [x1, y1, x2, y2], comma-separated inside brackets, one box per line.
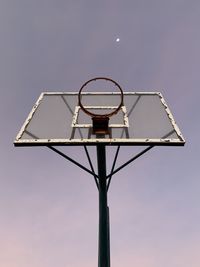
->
[97, 144, 110, 267]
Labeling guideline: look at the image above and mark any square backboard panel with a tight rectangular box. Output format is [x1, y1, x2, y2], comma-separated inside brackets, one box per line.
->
[14, 92, 185, 146]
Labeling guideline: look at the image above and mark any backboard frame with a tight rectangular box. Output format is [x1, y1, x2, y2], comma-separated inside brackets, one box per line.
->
[14, 92, 185, 147]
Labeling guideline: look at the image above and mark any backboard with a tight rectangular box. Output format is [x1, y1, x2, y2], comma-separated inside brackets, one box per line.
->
[14, 92, 185, 146]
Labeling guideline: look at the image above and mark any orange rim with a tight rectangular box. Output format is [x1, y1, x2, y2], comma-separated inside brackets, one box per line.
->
[78, 77, 124, 118]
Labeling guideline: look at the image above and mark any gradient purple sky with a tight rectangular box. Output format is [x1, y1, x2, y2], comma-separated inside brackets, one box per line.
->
[0, 1, 199, 266]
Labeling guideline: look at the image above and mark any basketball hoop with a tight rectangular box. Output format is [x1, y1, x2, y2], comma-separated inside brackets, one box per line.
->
[78, 77, 124, 135]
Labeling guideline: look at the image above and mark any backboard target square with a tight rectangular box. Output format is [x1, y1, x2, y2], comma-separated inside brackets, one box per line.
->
[71, 105, 129, 139]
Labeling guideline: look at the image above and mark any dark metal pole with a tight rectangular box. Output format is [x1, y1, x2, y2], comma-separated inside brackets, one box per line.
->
[97, 144, 110, 267]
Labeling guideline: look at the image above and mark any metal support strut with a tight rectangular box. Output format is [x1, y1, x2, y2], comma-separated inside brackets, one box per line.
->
[48, 144, 154, 267]
[97, 144, 110, 267]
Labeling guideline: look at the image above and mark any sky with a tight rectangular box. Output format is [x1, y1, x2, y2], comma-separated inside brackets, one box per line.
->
[0, 0, 199, 266]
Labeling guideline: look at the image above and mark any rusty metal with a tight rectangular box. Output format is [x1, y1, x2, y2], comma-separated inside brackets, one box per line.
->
[15, 92, 44, 141]
[14, 84, 186, 267]
[78, 77, 124, 118]
[78, 77, 124, 135]
[14, 137, 185, 146]
[14, 92, 185, 146]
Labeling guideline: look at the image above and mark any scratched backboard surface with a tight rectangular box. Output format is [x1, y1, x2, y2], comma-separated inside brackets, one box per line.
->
[14, 92, 185, 146]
